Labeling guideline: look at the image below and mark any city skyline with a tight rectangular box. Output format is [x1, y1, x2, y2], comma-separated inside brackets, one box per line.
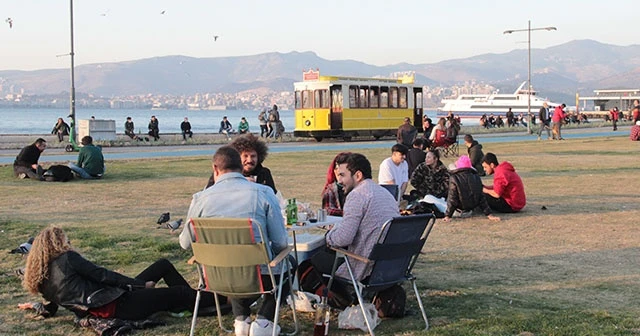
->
[2, 0, 638, 71]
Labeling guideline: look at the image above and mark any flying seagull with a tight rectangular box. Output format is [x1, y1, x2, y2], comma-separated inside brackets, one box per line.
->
[6, 18, 13, 29]
[213, 35, 219, 41]
[160, 10, 166, 15]
[157, 212, 170, 225]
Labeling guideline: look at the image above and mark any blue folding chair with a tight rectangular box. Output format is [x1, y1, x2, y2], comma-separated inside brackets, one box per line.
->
[328, 214, 436, 335]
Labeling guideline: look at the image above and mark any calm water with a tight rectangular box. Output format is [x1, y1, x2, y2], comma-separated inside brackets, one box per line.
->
[0, 108, 441, 134]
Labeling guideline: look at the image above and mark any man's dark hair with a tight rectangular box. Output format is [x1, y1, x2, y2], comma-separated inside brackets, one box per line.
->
[482, 152, 499, 166]
[335, 152, 351, 166]
[213, 146, 242, 172]
[81, 136, 93, 146]
[412, 138, 424, 147]
[464, 134, 474, 143]
[345, 153, 372, 180]
[230, 133, 269, 164]
[34, 138, 46, 145]
[391, 144, 408, 155]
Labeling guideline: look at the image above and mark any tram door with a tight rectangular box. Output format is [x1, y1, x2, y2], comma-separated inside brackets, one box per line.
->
[413, 88, 424, 131]
[330, 85, 343, 130]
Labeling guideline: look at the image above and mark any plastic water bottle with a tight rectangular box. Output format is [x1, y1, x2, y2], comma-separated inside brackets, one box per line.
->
[313, 289, 330, 336]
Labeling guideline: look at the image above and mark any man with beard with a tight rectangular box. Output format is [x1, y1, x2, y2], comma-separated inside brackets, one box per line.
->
[14, 138, 47, 179]
[205, 133, 276, 194]
[304, 153, 399, 305]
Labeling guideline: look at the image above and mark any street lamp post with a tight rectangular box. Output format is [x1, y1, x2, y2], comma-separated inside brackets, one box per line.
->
[504, 20, 556, 134]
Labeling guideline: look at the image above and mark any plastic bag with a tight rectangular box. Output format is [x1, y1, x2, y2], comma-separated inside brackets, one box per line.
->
[338, 303, 380, 332]
[286, 290, 320, 313]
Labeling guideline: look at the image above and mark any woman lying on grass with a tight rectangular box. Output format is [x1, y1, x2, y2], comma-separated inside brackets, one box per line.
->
[21, 225, 223, 320]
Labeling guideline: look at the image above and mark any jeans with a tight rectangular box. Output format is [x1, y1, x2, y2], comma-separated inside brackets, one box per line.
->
[182, 130, 193, 140]
[260, 124, 268, 137]
[537, 122, 551, 138]
[14, 165, 43, 179]
[68, 163, 104, 179]
[230, 258, 296, 321]
[113, 259, 217, 320]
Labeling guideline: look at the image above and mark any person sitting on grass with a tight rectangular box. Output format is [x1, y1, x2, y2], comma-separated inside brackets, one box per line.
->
[21, 226, 225, 322]
[13, 138, 47, 180]
[68, 136, 105, 179]
[442, 155, 500, 222]
[481, 152, 526, 213]
[410, 149, 450, 200]
[630, 121, 640, 141]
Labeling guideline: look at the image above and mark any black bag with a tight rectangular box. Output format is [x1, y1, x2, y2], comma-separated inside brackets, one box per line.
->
[43, 165, 74, 182]
[373, 284, 406, 318]
[298, 260, 353, 309]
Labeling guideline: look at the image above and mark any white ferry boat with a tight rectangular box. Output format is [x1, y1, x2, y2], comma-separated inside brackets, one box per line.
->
[438, 81, 559, 119]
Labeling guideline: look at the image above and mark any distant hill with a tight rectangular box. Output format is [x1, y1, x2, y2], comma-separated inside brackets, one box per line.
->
[1, 39, 639, 102]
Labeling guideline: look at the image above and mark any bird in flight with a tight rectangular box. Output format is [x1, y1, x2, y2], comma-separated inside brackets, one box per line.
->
[213, 35, 219, 41]
[6, 18, 13, 29]
[160, 10, 166, 15]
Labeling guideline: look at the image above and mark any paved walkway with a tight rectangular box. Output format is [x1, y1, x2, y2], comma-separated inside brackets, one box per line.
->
[0, 126, 631, 165]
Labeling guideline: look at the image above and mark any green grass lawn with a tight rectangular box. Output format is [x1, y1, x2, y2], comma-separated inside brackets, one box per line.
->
[0, 135, 639, 335]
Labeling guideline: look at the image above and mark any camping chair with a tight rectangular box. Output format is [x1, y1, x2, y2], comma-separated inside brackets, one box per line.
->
[327, 214, 436, 335]
[439, 135, 459, 158]
[188, 218, 298, 336]
[379, 184, 399, 201]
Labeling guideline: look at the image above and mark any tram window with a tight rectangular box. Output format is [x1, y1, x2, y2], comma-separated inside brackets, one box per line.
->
[295, 91, 302, 109]
[390, 87, 399, 108]
[399, 87, 408, 108]
[369, 86, 379, 108]
[380, 87, 389, 108]
[349, 86, 358, 108]
[315, 89, 329, 108]
[302, 90, 313, 109]
[359, 87, 369, 108]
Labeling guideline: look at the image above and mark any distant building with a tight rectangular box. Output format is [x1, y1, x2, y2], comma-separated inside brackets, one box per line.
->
[579, 89, 640, 111]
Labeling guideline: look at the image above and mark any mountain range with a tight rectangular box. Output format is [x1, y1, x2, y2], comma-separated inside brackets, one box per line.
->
[1, 39, 639, 104]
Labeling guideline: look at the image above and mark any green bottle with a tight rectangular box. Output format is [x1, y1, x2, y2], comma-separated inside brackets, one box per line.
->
[287, 198, 298, 225]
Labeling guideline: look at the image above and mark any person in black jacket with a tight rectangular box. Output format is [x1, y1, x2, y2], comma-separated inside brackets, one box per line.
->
[22, 226, 224, 320]
[442, 155, 500, 222]
[205, 133, 277, 194]
[13, 138, 47, 179]
[180, 117, 193, 140]
[464, 134, 485, 176]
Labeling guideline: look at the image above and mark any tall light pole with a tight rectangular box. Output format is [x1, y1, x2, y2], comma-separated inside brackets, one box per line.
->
[504, 20, 556, 134]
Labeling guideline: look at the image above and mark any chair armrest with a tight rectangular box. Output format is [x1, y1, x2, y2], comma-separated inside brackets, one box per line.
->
[187, 256, 197, 265]
[330, 246, 371, 264]
[269, 246, 294, 267]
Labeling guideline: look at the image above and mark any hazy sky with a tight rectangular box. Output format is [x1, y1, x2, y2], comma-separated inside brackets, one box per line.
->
[1, 0, 637, 71]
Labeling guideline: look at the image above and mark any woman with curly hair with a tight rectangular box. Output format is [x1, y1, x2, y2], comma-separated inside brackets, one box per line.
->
[22, 226, 221, 320]
[321, 152, 351, 216]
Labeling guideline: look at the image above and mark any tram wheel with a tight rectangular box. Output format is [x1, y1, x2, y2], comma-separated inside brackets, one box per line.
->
[373, 136, 381, 140]
[65, 145, 74, 152]
[314, 137, 323, 142]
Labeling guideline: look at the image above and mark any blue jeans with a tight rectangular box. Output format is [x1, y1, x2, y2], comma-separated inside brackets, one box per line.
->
[68, 163, 104, 179]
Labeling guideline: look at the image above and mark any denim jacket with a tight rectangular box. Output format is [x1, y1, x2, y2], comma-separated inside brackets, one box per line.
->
[180, 172, 287, 272]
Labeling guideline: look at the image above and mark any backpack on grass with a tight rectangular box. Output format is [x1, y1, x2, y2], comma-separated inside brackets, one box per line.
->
[43, 165, 74, 182]
[373, 284, 406, 318]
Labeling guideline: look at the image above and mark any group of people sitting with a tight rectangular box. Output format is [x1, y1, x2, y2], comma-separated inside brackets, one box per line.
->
[479, 112, 529, 129]
[17, 128, 527, 335]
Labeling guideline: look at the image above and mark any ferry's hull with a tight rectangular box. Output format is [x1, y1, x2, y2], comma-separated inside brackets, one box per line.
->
[437, 105, 547, 119]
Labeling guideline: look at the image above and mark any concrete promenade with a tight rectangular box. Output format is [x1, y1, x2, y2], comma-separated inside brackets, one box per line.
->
[0, 126, 632, 165]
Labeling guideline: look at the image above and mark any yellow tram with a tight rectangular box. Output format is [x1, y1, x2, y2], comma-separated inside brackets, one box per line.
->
[293, 70, 424, 141]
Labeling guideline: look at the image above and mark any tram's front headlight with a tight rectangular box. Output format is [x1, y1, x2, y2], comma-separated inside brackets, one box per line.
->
[304, 120, 311, 126]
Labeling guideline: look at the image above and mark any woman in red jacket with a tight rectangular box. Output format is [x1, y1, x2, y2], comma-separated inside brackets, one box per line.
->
[551, 104, 566, 140]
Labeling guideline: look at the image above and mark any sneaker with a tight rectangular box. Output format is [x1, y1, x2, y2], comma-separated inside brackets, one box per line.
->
[18, 173, 27, 179]
[234, 317, 251, 336]
[249, 319, 281, 336]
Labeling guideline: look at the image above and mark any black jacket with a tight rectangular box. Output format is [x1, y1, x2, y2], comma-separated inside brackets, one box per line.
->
[205, 164, 277, 194]
[14, 144, 42, 168]
[467, 141, 485, 176]
[39, 251, 145, 316]
[445, 168, 491, 218]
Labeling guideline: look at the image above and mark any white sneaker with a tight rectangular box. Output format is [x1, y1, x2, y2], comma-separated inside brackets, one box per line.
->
[249, 319, 281, 336]
[234, 317, 251, 336]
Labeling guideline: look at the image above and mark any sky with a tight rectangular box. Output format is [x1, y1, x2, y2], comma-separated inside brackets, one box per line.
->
[1, 0, 638, 71]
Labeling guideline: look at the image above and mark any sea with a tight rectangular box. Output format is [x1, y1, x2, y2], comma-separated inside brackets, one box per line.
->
[0, 108, 441, 135]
